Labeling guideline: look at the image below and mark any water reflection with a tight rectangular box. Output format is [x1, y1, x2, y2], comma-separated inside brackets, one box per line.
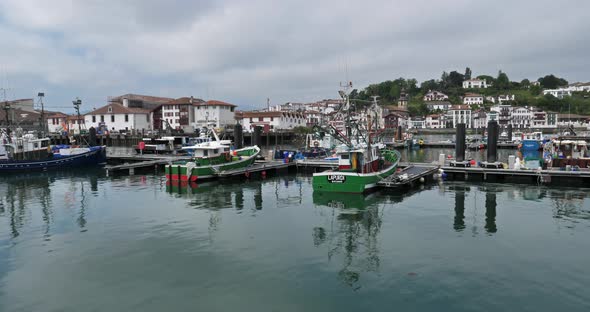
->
[452, 186, 468, 232]
[0, 170, 104, 239]
[312, 192, 383, 290]
[485, 192, 497, 233]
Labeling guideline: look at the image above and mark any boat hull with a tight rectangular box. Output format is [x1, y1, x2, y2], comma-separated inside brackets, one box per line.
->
[0, 146, 107, 173]
[165, 146, 260, 181]
[312, 163, 398, 193]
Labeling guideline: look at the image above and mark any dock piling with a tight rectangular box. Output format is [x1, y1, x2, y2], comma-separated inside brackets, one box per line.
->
[455, 123, 466, 162]
[487, 121, 499, 163]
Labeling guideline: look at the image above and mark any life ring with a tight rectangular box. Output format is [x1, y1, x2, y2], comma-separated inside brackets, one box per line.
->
[313, 141, 320, 147]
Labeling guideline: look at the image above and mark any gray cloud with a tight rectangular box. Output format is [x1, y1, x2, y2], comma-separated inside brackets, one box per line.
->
[0, 0, 588, 111]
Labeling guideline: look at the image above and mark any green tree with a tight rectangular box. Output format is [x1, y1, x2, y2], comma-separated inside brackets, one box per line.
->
[464, 67, 472, 80]
[420, 79, 439, 93]
[496, 70, 510, 90]
[448, 71, 465, 88]
[476, 75, 495, 86]
[520, 79, 530, 89]
[538, 74, 568, 89]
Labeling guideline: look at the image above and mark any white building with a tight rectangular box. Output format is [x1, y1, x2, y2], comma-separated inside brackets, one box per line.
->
[510, 106, 533, 129]
[425, 114, 443, 129]
[239, 111, 306, 132]
[447, 105, 472, 128]
[160, 97, 201, 132]
[423, 90, 448, 102]
[46, 112, 69, 133]
[193, 100, 237, 130]
[532, 111, 548, 127]
[498, 94, 515, 104]
[472, 110, 488, 129]
[426, 101, 452, 111]
[490, 104, 512, 126]
[305, 110, 322, 127]
[408, 117, 426, 129]
[543, 89, 572, 99]
[463, 93, 484, 106]
[65, 115, 86, 134]
[463, 79, 488, 89]
[568, 82, 590, 92]
[486, 111, 499, 124]
[84, 103, 151, 133]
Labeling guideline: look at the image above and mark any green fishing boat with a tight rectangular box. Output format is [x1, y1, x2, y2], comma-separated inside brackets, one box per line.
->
[165, 128, 260, 182]
[312, 146, 400, 193]
[311, 85, 400, 193]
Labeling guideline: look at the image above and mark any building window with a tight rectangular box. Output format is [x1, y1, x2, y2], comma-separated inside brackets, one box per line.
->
[101, 115, 104, 122]
[108, 106, 113, 113]
[125, 114, 129, 122]
[92, 116, 96, 123]
[111, 115, 115, 122]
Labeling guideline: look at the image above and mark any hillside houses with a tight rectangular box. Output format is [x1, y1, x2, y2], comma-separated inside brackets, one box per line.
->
[463, 78, 488, 89]
[423, 90, 448, 101]
[463, 93, 484, 106]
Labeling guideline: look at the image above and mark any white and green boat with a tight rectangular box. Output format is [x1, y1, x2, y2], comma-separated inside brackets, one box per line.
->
[312, 85, 400, 193]
[312, 145, 400, 193]
[165, 128, 260, 182]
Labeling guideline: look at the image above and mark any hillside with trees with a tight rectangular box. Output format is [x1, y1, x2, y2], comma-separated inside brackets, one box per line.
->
[349, 68, 588, 116]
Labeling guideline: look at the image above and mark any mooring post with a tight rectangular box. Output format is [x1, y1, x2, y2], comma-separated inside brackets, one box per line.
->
[487, 121, 498, 163]
[456, 123, 466, 162]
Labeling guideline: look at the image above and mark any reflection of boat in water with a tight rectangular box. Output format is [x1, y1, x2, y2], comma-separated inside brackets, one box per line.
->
[312, 191, 380, 210]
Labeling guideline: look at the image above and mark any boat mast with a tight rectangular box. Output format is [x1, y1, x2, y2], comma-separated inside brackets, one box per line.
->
[38, 92, 46, 135]
[73, 97, 85, 145]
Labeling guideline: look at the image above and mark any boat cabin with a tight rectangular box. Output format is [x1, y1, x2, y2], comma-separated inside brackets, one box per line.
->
[190, 145, 230, 158]
[555, 140, 588, 159]
[0, 137, 51, 161]
[337, 147, 380, 173]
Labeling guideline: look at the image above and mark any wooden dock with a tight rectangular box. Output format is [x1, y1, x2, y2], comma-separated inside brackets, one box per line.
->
[105, 159, 172, 175]
[378, 165, 440, 188]
[295, 159, 338, 169]
[217, 160, 294, 178]
[441, 165, 590, 186]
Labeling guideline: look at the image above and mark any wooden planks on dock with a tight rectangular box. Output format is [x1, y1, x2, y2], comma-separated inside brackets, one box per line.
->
[378, 165, 439, 188]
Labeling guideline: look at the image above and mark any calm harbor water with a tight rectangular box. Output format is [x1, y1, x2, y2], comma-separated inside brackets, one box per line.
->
[1, 170, 590, 311]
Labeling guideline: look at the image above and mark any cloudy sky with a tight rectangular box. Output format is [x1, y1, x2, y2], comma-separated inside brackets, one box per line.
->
[0, 0, 588, 112]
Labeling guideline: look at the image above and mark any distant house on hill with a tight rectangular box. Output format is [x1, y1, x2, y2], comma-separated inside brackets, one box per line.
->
[462, 78, 488, 89]
[426, 101, 452, 111]
[423, 90, 449, 102]
[463, 93, 484, 106]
